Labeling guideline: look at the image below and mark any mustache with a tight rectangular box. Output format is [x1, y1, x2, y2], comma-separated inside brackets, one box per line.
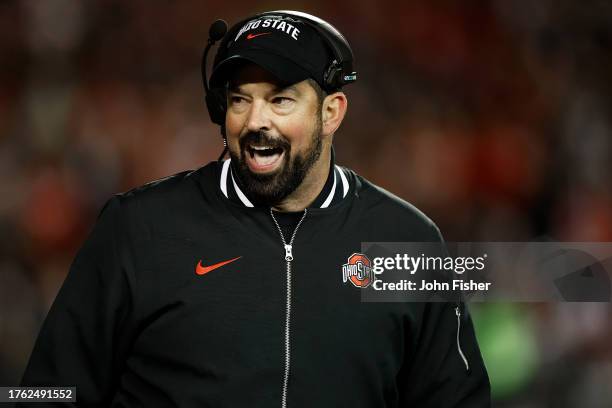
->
[239, 131, 291, 152]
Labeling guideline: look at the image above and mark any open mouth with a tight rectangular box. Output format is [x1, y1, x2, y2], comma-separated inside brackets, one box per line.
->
[245, 144, 285, 172]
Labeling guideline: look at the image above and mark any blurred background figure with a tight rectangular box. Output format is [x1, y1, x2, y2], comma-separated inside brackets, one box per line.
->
[1, 1, 611, 406]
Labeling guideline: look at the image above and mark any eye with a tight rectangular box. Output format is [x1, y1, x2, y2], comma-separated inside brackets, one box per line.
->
[229, 95, 246, 105]
[272, 96, 294, 106]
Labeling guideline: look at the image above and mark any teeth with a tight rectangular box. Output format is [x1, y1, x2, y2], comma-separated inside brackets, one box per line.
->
[246, 144, 282, 161]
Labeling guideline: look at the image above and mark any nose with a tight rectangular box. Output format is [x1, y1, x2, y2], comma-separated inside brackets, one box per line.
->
[245, 100, 271, 133]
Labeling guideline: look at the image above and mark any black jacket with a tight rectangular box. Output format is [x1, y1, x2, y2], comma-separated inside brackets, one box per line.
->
[21, 160, 491, 407]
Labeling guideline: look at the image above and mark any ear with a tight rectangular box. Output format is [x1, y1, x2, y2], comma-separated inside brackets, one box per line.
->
[321, 92, 348, 137]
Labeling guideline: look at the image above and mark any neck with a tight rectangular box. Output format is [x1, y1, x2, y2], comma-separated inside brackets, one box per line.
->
[272, 147, 331, 212]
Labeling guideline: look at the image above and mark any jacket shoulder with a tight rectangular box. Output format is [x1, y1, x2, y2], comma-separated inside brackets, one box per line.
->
[115, 162, 219, 206]
[346, 169, 443, 242]
[101, 162, 222, 233]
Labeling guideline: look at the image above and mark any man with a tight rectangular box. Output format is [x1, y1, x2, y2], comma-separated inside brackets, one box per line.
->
[21, 10, 490, 407]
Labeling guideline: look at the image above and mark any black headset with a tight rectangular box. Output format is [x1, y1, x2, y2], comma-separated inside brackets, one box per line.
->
[202, 10, 357, 159]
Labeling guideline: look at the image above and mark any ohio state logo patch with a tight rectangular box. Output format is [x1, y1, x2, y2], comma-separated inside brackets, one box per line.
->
[342, 253, 373, 288]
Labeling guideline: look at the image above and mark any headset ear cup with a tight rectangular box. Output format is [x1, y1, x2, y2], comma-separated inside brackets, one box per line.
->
[205, 88, 227, 126]
[324, 62, 343, 90]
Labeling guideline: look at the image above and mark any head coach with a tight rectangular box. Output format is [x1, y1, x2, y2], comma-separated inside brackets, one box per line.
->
[19, 10, 490, 407]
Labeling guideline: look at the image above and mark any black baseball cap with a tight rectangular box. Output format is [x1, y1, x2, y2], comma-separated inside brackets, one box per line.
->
[209, 13, 334, 91]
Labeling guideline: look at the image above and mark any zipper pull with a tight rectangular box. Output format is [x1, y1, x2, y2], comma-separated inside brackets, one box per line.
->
[284, 244, 293, 261]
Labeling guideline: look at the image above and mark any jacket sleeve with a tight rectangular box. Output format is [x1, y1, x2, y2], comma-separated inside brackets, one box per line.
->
[19, 196, 136, 407]
[398, 300, 491, 407]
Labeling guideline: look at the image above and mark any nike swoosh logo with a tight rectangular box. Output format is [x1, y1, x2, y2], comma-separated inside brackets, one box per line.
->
[196, 257, 241, 275]
[246, 32, 271, 40]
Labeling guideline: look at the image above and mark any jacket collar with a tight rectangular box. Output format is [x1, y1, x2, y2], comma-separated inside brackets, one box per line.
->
[218, 154, 349, 209]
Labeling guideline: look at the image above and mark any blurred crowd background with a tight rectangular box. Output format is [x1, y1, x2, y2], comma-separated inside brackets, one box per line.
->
[1, 0, 612, 406]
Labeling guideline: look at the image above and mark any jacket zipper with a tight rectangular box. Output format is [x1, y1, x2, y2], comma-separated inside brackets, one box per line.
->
[454, 305, 470, 371]
[270, 208, 308, 408]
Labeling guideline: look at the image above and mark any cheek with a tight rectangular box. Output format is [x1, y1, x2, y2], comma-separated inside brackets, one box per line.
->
[277, 115, 318, 150]
[225, 113, 244, 149]
[224, 107, 319, 152]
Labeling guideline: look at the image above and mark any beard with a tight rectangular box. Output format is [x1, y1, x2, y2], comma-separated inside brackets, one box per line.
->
[228, 120, 323, 207]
